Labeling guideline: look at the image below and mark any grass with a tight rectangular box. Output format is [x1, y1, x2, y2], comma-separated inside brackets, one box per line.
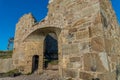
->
[6, 69, 19, 75]
[0, 69, 21, 77]
[44, 58, 58, 65]
[0, 50, 13, 59]
[49, 60, 58, 65]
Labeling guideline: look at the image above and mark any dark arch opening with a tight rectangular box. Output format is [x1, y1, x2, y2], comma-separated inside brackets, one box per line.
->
[43, 33, 58, 70]
[32, 55, 39, 73]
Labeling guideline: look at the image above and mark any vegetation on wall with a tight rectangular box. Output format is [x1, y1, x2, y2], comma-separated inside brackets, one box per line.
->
[0, 50, 13, 59]
[0, 69, 21, 78]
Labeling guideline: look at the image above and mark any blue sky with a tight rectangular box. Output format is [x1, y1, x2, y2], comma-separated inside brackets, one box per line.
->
[0, 0, 120, 50]
[111, 0, 120, 24]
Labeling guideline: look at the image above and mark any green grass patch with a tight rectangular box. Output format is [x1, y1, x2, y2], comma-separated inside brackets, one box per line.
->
[0, 50, 13, 59]
[6, 69, 19, 75]
[49, 60, 58, 65]
[0, 69, 21, 78]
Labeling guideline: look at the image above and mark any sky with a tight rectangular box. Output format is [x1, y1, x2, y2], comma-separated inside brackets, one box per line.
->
[0, 0, 120, 50]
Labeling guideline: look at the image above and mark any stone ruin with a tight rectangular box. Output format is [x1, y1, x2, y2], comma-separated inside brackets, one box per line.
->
[12, 0, 120, 80]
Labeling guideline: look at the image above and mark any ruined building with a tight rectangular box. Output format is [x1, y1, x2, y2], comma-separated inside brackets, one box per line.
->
[12, 0, 120, 80]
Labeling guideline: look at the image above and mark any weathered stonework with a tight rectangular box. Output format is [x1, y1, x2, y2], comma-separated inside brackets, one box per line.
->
[12, 0, 120, 80]
[0, 58, 14, 73]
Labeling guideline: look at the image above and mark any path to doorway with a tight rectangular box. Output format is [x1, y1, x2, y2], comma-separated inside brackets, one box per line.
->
[0, 70, 59, 80]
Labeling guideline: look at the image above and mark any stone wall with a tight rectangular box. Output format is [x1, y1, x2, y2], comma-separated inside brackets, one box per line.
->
[100, 0, 120, 73]
[0, 58, 14, 73]
[13, 0, 120, 80]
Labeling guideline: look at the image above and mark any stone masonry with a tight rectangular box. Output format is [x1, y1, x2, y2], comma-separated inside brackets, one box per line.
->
[0, 58, 14, 73]
[13, 0, 120, 80]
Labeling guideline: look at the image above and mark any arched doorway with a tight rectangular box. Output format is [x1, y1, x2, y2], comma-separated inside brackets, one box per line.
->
[32, 55, 39, 73]
[43, 33, 58, 70]
[22, 27, 61, 74]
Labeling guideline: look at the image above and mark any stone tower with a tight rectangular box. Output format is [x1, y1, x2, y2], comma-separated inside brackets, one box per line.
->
[13, 0, 120, 80]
